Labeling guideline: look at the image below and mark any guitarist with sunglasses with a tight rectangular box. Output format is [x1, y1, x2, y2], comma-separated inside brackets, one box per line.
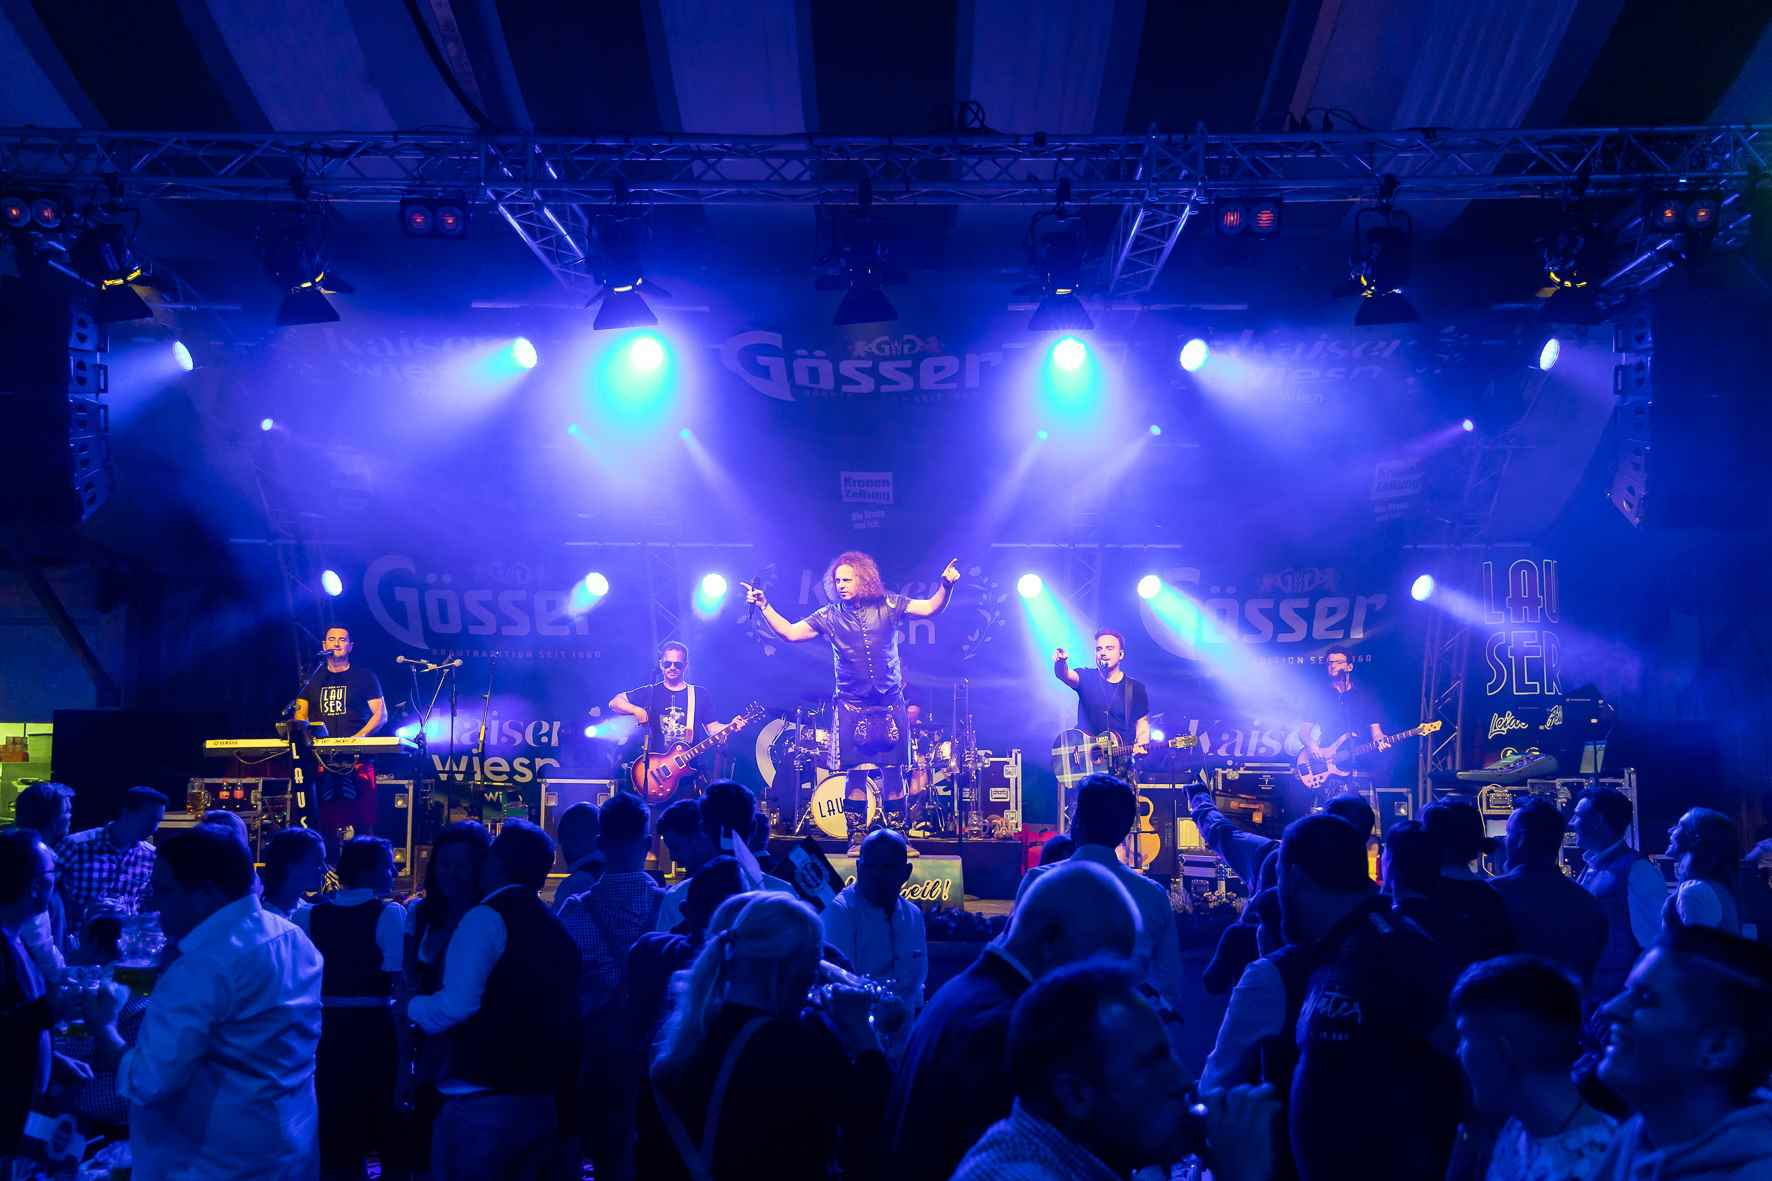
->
[609, 641, 746, 801]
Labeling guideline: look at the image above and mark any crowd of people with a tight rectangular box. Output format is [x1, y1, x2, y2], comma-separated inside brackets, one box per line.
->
[4, 771, 1772, 1181]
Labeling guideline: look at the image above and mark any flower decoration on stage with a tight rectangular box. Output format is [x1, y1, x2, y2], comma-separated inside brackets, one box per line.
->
[959, 565, 1008, 663]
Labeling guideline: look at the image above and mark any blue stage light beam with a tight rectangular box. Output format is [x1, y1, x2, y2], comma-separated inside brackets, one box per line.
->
[1410, 574, 1437, 602]
[568, 570, 610, 616]
[1136, 574, 1162, 600]
[1179, 338, 1209, 372]
[1017, 573, 1044, 599]
[320, 570, 344, 597]
[172, 340, 194, 372]
[1140, 581, 1289, 713]
[694, 572, 730, 618]
[1052, 336, 1087, 371]
[513, 337, 538, 369]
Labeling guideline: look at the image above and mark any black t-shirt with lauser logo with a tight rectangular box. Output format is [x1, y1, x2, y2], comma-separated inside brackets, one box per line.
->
[299, 664, 385, 738]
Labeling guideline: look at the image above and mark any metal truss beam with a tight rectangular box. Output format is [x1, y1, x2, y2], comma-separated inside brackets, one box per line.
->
[2, 125, 1766, 207]
[1105, 203, 1192, 297]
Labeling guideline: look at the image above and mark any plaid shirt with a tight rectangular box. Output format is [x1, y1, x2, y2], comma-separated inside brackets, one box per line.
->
[950, 1102, 1125, 1181]
[55, 825, 157, 925]
[557, 870, 664, 1014]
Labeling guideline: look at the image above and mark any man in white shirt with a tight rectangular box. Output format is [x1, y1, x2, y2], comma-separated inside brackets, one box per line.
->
[1015, 774, 1186, 1014]
[404, 820, 582, 1181]
[821, 829, 928, 1012]
[89, 824, 323, 1181]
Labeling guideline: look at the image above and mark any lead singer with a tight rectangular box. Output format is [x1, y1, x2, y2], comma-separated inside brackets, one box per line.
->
[746, 551, 960, 843]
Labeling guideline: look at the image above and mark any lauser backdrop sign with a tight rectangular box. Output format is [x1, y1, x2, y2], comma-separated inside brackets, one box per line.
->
[1477, 557, 1566, 770]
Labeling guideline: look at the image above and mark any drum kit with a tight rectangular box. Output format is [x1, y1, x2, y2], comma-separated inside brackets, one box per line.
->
[755, 698, 983, 841]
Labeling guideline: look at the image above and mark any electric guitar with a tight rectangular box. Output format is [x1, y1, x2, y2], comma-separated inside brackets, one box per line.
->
[631, 701, 765, 803]
[1293, 720, 1442, 790]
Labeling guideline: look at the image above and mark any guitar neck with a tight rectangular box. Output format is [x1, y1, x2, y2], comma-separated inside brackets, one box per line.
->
[1347, 724, 1424, 758]
[670, 709, 757, 763]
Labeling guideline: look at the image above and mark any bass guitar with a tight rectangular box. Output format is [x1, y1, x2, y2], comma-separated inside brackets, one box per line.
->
[631, 701, 765, 803]
[1294, 720, 1442, 790]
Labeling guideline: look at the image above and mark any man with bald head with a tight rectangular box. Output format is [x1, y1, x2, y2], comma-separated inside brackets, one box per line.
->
[821, 829, 928, 1011]
[885, 860, 1141, 1178]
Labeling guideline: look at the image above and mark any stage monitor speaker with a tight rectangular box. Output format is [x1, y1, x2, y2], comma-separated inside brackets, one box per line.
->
[52, 709, 227, 831]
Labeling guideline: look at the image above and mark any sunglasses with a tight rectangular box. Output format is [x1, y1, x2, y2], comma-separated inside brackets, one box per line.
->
[660, 660, 685, 669]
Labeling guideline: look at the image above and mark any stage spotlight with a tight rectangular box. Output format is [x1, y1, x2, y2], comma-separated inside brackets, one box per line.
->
[583, 571, 610, 597]
[400, 201, 434, 237]
[678, 426, 692, 440]
[1410, 574, 1436, 602]
[1249, 199, 1283, 237]
[69, 222, 154, 323]
[628, 335, 665, 373]
[1023, 190, 1093, 331]
[1136, 574, 1161, 600]
[513, 337, 538, 369]
[321, 570, 344, 597]
[1179, 338, 1209, 372]
[172, 341, 194, 372]
[1051, 336, 1087, 371]
[278, 285, 340, 326]
[1017, 573, 1044, 599]
[1346, 196, 1418, 326]
[435, 202, 468, 239]
[30, 196, 62, 229]
[1536, 336, 1562, 371]
[818, 182, 906, 326]
[1148, 424, 1162, 436]
[694, 572, 730, 616]
[259, 417, 276, 432]
[1461, 418, 1475, 433]
[1, 195, 28, 229]
[835, 283, 898, 327]
[589, 212, 667, 329]
[1035, 429, 1049, 441]
[583, 724, 599, 739]
[1150, 728, 1166, 742]
[1215, 203, 1246, 236]
[263, 209, 349, 326]
[593, 284, 658, 331]
[1028, 290, 1092, 333]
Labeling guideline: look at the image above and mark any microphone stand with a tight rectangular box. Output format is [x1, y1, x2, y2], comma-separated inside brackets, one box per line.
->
[474, 653, 496, 821]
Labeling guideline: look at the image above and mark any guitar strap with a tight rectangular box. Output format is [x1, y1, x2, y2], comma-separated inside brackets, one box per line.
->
[686, 685, 696, 741]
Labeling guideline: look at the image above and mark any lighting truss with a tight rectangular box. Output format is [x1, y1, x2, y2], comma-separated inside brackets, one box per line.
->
[4, 125, 1765, 298]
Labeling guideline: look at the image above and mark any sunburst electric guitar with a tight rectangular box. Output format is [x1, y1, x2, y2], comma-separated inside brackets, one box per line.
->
[631, 702, 765, 802]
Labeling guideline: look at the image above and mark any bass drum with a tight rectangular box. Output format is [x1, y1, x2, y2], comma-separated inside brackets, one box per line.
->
[808, 767, 881, 840]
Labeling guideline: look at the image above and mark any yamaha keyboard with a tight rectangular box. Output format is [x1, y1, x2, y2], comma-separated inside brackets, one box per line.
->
[204, 738, 291, 756]
[204, 736, 419, 757]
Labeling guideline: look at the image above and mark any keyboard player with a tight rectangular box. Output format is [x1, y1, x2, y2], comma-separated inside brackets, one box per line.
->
[296, 625, 387, 856]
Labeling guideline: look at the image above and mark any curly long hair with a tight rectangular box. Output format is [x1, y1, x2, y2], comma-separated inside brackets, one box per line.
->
[823, 551, 887, 602]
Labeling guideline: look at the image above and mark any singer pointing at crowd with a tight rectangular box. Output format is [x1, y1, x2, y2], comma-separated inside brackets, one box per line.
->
[746, 553, 960, 844]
